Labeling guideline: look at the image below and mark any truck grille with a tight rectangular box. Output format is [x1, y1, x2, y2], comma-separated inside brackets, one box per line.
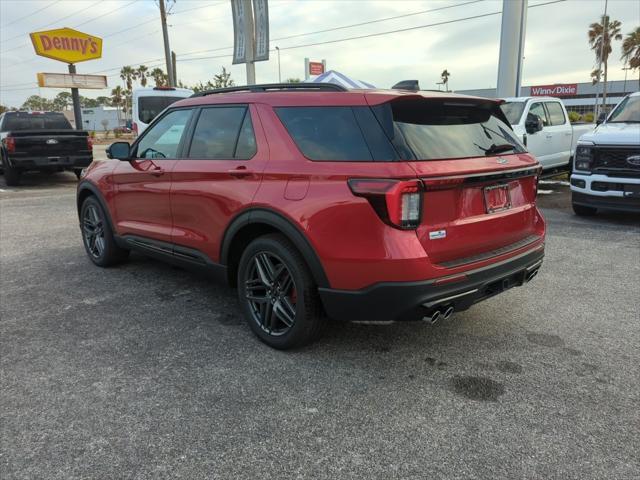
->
[592, 147, 640, 174]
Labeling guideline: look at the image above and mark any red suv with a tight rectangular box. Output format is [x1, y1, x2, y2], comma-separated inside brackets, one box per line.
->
[77, 83, 545, 349]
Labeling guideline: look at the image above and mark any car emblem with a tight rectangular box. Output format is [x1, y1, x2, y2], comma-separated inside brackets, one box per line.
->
[627, 155, 640, 167]
[46, 139, 58, 145]
[497, 157, 508, 164]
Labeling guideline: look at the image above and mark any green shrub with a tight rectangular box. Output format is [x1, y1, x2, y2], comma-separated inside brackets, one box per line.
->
[114, 130, 122, 138]
[104, 130, 110, 139]
[582, 112, 595, 123]
[568, 111, 581, 123]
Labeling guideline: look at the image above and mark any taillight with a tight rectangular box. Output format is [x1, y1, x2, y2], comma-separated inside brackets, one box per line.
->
[348, 178, 423, 229]
[87, 136, 93, 150]
[3, 136, 16, 153]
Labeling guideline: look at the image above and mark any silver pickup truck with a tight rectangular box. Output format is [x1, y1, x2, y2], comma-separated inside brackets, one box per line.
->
[500, 96, 594, 171]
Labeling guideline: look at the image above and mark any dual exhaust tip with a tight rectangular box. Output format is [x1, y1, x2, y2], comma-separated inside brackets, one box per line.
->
[423, 305, 454, 324]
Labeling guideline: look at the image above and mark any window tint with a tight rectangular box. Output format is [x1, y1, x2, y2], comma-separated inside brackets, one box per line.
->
[3, 113, 72, 130]
[188, 107, 255, 159]
[138, 96, 183, 124]
[373, 100, 526, 160]
[545, 102, 566, 126]
[529, 103, 549, 126]
[136, 108, 191, 159]
[276, 107, 373, 161]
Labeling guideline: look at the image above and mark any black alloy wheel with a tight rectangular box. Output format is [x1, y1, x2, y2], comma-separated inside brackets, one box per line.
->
[245, 251, 298, 336]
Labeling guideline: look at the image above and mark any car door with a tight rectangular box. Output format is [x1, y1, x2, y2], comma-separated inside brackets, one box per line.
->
[170, 104, 269, 263]
[112, 107, 194, 244]
[543, 101, 572, 168]
[525, 101, 553, 168]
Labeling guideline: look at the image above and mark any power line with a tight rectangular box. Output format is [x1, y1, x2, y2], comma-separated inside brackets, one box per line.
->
[1, 0, 62, 29]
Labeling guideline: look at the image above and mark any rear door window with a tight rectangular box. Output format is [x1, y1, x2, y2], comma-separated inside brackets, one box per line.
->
[187, 106, 256, 159]
[545, 102, 566, 126]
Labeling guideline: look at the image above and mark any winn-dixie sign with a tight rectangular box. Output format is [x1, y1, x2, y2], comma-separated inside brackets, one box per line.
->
[30, 27, 102, 64]
[530, 83, 578, 96]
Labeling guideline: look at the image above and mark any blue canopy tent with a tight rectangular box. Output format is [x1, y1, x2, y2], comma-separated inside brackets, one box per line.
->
[310, 70, 376, 89]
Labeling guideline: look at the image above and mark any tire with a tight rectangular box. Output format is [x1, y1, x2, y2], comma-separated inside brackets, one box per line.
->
[73, 169, 82, 180]
[3, 161, 21, 186]
[80, 196, 129, 267]
[237, 234, 324, 349]
[572, 202, 597, 216]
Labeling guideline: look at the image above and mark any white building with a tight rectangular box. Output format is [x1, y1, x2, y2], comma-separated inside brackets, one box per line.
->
[80, 106, 124, 131]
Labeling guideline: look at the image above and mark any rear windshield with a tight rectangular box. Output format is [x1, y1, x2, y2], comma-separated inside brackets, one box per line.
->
[500, 101, 526, 125]
[276, 100, 524, 162]
[2, 113, 72, 131]
[138, 96, 183, 124]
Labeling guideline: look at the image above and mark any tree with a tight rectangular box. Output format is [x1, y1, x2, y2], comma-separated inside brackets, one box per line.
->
[95, 96, 111, 106]
[0, 105, 8, 114]
[621, 26, 640, 87]
[213, 67, 234, 88]
[150, 67, 168, 87]
[21, 95, 53, 111]
[52, 92, 72, 111]
[440, 69, 451, 91]
[111, 86, 124, 124]
[120, 65, 136, 91]
[136, 64, 149, 87]
[588, 15, 622, 109]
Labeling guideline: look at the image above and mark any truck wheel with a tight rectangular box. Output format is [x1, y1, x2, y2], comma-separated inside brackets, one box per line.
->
[73, 169, 82, 180]
[80, 196, 129, 267]
[3, 162, 21, 186]
[237, 234, 324, 349]
[572, 203, 597, 216]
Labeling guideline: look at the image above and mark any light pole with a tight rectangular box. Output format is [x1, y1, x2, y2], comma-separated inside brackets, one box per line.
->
[275, 46, 281, 83]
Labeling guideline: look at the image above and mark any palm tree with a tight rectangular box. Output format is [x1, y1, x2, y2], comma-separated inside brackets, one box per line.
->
[440, 69, 451, 91]
[149, 67, 167, 87]
[136, 65, 149, 87]
[588, 15, 622, 109]
[111, 86, 124, 125]
[621, 26, 640, 87]
[120, 66, 135, 91]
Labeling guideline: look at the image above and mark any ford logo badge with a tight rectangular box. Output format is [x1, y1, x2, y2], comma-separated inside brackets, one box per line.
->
[46, 139, 58, 145]
[627, 155, 640, 167]
[497, 157, 508, 164]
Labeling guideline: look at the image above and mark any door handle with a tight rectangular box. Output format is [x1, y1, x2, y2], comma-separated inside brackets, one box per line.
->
[228, 166, 252, 177]
[150, 167, 164, 176]
[545, 134, 553, 139]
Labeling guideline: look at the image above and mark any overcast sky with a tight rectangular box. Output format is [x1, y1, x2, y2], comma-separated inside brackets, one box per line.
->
[1, 0, 638, 107]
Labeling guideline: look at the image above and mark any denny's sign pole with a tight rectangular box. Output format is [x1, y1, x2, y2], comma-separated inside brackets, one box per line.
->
[30, 28, 103, 130]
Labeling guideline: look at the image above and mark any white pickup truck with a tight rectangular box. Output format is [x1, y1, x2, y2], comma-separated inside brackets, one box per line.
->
[570, 91, 640, 215]
[500, 96, 594, 171]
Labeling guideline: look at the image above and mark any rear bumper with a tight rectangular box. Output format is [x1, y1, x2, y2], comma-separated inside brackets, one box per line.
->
[7, 154, 92, 170]
[318, 245, 544, 322]
[570, 173, 640, 213]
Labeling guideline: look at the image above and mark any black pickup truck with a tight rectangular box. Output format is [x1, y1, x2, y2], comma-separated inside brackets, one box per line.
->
[0, 111, 93, 186]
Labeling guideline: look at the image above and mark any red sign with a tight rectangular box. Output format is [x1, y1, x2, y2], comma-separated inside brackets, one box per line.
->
[308, 61, 324, 76]
[530, 83, 578, 96]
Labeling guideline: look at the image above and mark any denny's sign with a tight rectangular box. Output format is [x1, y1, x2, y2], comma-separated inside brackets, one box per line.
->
[30, 27, 102, 64]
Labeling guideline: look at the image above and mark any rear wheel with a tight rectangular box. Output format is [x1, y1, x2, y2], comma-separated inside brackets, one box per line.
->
[572, 202, 597, 216]
[237, 234, 324, 349]
[3, 161, 21, 186]
[80, 196, 129, 266]
[73, 169, 82, 180]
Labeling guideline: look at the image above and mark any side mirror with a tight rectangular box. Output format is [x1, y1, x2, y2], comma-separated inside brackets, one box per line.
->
[525, 113, 543, 134]
[106, 141, 131, 160]
[596, 112, 606, 125]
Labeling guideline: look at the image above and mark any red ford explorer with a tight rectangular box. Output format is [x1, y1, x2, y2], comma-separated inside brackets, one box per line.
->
[77, 83, 545, 349]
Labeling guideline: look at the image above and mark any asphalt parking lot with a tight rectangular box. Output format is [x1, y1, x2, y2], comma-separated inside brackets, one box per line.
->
[1, 171, 639, 479]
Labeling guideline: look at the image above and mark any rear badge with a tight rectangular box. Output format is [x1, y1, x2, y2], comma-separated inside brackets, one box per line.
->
[429, 230, 447, 240]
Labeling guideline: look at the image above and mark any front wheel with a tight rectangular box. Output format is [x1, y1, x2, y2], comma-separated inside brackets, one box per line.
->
[80, 196, 129, 266]
[237, 234, 324, 349]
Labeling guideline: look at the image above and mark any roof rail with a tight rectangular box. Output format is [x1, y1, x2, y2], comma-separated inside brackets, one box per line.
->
[190, 82, 347, 97]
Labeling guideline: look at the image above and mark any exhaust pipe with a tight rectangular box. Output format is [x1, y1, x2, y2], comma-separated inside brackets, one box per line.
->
[443, 306, 454, 320]
[526, 269, 539, 282]
[423, 310, 441, 324]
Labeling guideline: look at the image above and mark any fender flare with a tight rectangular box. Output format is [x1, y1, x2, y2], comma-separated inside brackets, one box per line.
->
[221, 208, 330, 288]
[76, 180, 117, 233]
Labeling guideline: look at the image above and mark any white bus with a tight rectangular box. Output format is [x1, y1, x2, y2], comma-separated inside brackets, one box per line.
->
[132, 86, 193, 136]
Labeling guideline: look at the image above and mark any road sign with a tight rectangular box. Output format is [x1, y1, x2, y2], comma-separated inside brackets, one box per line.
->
[309, 62, 325, 76]
[37, 72, 107, 89]
[30, 27, 102, 64]
[253, 0, 269, 61]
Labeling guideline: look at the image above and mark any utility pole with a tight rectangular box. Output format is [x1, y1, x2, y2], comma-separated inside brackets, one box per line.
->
[242, 0, 256, 85]
[159, 0, 175, 87]
[275, 46, 281, 83]
[171, 50, 177, 85]
[496, 0, 528, 98]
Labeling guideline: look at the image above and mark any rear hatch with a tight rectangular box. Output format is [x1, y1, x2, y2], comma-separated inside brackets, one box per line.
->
[367, 94, 543, 267]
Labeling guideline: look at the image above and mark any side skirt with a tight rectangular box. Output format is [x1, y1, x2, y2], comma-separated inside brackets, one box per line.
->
[115, 234, 228, 283]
